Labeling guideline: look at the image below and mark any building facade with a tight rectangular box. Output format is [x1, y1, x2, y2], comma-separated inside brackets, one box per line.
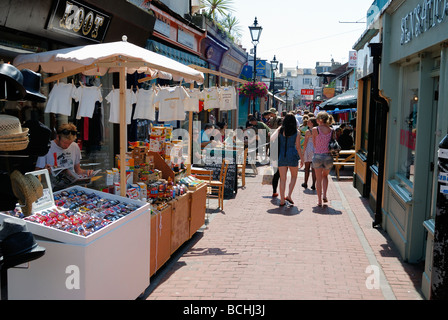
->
[354, 0, 448, 299]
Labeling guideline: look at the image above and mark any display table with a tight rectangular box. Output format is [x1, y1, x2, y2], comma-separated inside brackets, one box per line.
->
[0, 186, 151, 300]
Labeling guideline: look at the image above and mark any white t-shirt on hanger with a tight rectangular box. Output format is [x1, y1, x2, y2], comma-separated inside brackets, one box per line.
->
[183, 87, 203, 112]
[105, 89, 137, 124]
[203, 87, 220, 110]
[133, 88, 156, 121]
[75, 86, 103, 119]
[219, 86, 236, 110]
[154, 86, 189, 121]
[45, 83, 78, 116]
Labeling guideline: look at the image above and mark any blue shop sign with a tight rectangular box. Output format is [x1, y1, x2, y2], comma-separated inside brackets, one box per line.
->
[256, 60, 266, 77]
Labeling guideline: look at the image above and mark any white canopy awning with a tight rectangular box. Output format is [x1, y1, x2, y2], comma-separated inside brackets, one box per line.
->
[13, 36, 204, 84]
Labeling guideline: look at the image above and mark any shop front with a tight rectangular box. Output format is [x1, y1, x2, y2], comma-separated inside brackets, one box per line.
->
[219, 43, 246, 129]
[377, 0, 448, 299]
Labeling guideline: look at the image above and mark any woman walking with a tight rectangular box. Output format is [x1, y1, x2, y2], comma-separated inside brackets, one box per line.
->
[271, 113, 304, 206]
[302, 117, 317, 190]
[312, 111, 334, 207]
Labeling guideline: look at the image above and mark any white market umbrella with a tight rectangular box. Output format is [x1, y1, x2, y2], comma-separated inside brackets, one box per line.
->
[13, 36, 204, 196]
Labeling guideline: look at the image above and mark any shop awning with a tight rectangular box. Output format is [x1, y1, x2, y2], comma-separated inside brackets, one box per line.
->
[327, 108, 357, 114]
[319, 89, 357, 110]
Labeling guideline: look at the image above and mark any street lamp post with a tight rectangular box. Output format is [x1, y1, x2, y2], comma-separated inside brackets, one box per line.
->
[249, 17, 262, 114]
[285, 79, 290, 111]
[270, 55, 279, 110]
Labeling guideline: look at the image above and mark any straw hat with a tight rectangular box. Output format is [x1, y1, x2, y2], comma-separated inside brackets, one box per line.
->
[0, 114, 29, 151]
[10, 170, 43, 216]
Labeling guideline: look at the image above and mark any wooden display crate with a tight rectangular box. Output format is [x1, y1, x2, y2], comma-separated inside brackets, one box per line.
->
[170, 192, 191, 254]
[150, 204, 172, 276]
[189, 183, 207, 238]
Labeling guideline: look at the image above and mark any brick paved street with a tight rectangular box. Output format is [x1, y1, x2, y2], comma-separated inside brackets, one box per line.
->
[143, 166, 424, 300]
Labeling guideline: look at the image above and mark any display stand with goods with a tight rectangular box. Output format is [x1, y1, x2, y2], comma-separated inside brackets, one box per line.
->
[115, 138, 207, 277]
[0, 170, 151, 299]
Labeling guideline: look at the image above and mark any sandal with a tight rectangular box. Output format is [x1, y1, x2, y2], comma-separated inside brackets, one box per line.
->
[285, 197, 294, 204]
[301, 183, 307, 189]
[323, 198, 328, 203]
[279, 202, 286, 207]
[272, 193, 278, 197]
[317, 203, 322, 207]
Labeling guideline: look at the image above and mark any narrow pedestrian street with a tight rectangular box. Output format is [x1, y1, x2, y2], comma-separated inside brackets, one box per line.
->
[142, 166, 424, 300]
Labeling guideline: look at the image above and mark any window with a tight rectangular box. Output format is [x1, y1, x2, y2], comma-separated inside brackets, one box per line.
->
[397, 63, 419, 185]
[303, 78, 312, 85]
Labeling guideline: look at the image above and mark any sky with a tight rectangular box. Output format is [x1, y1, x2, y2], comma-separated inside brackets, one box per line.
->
[228, 0, 374, 69]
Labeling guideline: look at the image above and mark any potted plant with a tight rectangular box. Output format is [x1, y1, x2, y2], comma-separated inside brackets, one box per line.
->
[238, 81, 268, 99]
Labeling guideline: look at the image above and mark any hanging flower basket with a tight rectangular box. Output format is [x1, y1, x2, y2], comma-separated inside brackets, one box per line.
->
[238, 81, 268, 99]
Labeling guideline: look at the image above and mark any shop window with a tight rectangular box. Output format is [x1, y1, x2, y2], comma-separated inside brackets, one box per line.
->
[397, 63, 419, 185]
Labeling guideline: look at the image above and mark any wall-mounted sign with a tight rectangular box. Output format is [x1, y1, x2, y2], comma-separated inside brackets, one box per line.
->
[400, 0, 448, 45]
[178, 28, 194, 49]
[154, 17, 171, 38]
[348, 50, 357, 68]
[301, 89, 314, 95]
[47, 0, 111, 43]
[255, 60, 266, 77]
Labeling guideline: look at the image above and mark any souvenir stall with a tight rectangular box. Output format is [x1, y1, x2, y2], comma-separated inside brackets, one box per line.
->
[0, 36, 206, 299]
[132, 65, 245, 273]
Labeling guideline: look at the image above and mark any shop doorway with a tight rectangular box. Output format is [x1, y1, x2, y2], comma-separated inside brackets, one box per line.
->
[428, 76, 440, 220]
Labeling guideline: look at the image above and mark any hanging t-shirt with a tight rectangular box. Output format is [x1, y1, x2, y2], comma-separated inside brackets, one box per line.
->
[75, 86, 103, 119]
[105, 89, 137, 124]
[203, 87, 220, 110]
[45, 83, 78, 116]
[183, 87, 203, 112]
[133, 88, 156, 121]
[219, 86, 236, 110]
[154, 86, 189, 121]
[35, 140, 81, 170]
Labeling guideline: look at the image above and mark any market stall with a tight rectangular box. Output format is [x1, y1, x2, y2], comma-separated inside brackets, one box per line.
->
[13, 35, 204, 197]
[0, 36, 209, 298]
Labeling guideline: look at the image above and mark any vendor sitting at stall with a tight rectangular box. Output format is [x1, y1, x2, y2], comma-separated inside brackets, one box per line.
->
[35, 123, 93, 178]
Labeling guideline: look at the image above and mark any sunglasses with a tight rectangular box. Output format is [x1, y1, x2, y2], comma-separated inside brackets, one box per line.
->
[58, 129, 77, 136]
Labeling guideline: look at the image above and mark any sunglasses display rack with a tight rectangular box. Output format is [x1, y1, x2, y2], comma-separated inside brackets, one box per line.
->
[0, 183, 151, 299]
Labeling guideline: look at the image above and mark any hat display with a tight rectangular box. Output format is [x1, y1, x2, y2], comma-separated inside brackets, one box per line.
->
[21, 69, 47, 103]
[10, 170, 43, 216]
[22, 120, 52, 156]
[0, 63, 26, 101]
[0, 218, 45, 264]
[0, 115, 29, 151]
